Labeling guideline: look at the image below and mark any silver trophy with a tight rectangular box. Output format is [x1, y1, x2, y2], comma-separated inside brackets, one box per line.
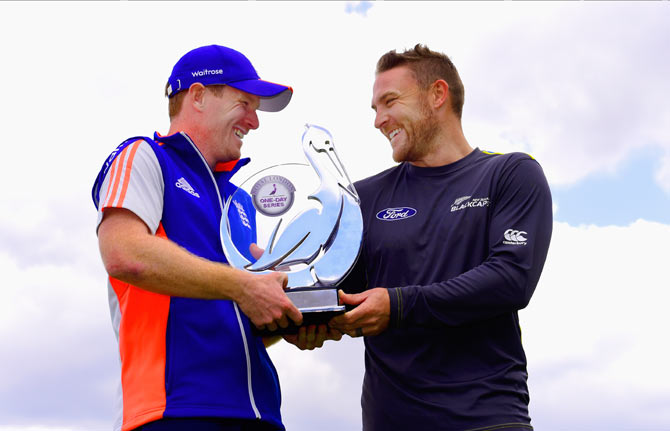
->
[220, 124, 363, 335]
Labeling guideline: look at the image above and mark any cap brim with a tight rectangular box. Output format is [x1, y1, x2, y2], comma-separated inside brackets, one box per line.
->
[258, 89, 293, 112]
[229, 79, 293, 112]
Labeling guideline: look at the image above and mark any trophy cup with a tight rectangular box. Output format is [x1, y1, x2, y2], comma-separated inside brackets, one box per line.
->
[220, 124, 363, 335]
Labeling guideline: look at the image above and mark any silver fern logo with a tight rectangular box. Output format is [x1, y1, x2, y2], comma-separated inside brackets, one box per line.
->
[454, 195, 471, 206]
[451, 196, 489, 212]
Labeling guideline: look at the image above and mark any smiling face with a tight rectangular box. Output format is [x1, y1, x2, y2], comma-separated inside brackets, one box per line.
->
[372, 66, 439, 164]
[201, 85, 260, 163]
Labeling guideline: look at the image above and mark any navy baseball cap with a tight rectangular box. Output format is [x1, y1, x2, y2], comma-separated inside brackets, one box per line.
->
[166, 45, 293, 112]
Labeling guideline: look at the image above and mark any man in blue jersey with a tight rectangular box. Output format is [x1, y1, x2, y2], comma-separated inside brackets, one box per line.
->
[94, 45, 302, 431]
[330, 44, 553, 430]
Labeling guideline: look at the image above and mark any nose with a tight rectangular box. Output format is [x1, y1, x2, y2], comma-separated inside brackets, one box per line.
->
[374, 108, 386, 130]
[246, 109, 259, 130]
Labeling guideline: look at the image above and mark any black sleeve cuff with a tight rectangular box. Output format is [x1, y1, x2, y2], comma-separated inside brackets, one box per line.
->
[387, 287, 403, 328]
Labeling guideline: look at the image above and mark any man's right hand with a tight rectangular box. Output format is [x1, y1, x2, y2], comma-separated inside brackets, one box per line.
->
[236, 271, 303, 332]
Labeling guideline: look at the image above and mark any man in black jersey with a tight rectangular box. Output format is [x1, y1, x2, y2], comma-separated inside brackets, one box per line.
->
[330, 44, 553, 431]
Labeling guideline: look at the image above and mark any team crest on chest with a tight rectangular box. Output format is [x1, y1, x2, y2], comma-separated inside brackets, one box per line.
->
[450, 196, 490, 212]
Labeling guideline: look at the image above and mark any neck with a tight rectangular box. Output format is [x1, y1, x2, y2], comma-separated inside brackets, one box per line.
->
[409, 117, 473, 168]
[167, 120, 216, 170]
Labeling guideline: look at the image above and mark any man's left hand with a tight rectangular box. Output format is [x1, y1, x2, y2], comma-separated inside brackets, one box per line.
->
[329, 288, 390, 337]
[283, 324, 342, 350]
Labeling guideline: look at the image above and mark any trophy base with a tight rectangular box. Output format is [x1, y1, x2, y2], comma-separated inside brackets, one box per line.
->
[252, 287, 345, 336]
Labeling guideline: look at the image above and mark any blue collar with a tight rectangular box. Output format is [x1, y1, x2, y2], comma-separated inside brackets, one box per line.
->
[153, 131, 251, 180]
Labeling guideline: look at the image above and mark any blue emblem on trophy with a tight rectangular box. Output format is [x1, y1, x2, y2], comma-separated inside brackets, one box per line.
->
[220, 124, 363, 334]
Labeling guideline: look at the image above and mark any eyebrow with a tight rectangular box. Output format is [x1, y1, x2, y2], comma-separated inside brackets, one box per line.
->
[371, 91, 398, 111]
[242, 94, 261, 110]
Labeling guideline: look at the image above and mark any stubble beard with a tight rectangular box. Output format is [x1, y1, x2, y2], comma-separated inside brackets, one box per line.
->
[394, 99, 440, 164]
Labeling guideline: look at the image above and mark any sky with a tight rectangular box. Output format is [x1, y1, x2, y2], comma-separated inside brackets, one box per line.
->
[0, 1, 669, 430]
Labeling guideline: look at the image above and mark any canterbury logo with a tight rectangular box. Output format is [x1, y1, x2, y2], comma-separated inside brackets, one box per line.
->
[175, 177, 200, 198]
[503, 229, 527, 245]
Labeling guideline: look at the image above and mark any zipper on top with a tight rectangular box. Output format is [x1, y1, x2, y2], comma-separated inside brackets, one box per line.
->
[181, 132, 261, 420]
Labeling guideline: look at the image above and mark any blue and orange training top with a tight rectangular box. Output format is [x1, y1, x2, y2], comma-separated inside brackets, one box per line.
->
[92, 132, 283, 431]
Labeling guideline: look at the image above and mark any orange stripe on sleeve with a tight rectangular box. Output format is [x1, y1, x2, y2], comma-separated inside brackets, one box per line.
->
[102, 156, 120, 209]
[116, 141, 142, 207]
[102, 140, 143, 209]
[105, 147, 129, 208]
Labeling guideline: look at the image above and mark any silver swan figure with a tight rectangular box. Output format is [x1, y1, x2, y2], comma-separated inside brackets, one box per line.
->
[220, 124, 362, 288]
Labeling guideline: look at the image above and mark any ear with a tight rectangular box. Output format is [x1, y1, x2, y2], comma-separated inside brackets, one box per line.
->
[188, 83, 207, 112]
[430, 79, 450, 110]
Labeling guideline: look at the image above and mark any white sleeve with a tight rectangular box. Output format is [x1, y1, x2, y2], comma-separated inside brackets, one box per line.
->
[96, 139, 164, 234]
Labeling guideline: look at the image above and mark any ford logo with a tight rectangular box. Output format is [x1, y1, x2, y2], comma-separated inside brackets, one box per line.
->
[376, 207, 417, 221]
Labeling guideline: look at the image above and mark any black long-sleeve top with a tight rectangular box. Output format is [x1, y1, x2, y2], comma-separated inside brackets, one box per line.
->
[342, 148, 553, 431]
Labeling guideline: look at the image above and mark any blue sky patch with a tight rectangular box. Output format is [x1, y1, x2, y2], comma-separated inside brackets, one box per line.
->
[551, 150, 670, 226]
[345, 1, 373, 17]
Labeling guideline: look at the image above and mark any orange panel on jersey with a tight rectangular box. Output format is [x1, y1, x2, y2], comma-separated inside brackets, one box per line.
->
[110, 223, 171, 430]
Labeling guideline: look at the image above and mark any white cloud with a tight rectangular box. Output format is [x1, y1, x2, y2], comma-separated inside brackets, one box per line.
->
[461, 3, 670, 190]
[268, 337, 365, 431]
[0, 2, 668, 430]
[522, 220, 670, 429]
[0, 253, 117, 428]
[655, 150, 670, 195]
[0, 428, 86, 431]
[0, 180, 116, 426]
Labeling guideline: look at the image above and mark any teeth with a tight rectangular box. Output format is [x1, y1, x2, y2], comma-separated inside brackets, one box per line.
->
[389, 129, 401, 140]
[234, 129, 244, 139]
